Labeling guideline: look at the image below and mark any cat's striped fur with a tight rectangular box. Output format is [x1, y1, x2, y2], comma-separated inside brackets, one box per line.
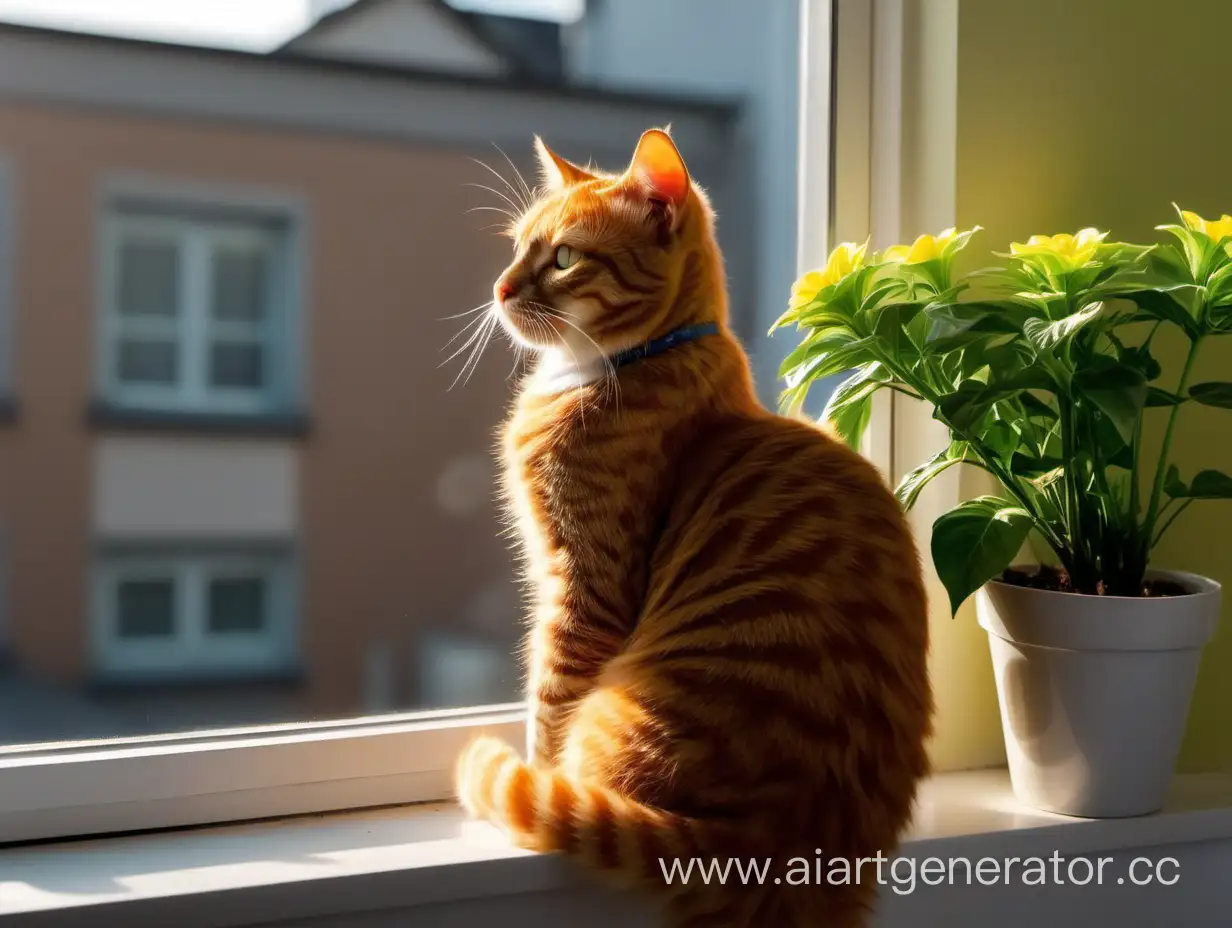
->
[456, 129, 932, 927]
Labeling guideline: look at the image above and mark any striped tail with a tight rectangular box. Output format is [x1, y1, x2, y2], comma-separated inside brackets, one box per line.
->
[456, 735, 705, 887]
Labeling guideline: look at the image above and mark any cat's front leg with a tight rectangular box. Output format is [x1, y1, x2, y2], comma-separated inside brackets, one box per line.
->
[526, 675, 579, 768]
[525, 598, 629, 767]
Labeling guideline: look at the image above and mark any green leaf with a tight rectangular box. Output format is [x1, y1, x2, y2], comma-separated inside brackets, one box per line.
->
[1116, 288, 1201, 339]
[940, 226, 983, 260]
[1206, 264, 1232, 312]
[1009, 452, 1064, 477]
[982, 419, 1018, 460]
[930, 497, 1035, 616]
[860, 280, 909, 311]
[1188, 382, 1232, 408]
[828, 394, 872, 450]
[872, 301, 923, 340]
[895, 441, 968, 511]
[968, 340, 1033, 384]
[781, 335, 876, 389]
[936, 379, 995, 432]
[1164, 464, 1187, 498]
[1145, 242, 1192, 283]
[1093, 411, 1134, 469]
[821, 364, 883, 449]
[1210, 304, 1232, 331]
[1023, 301, 1107, 352]
[778, 328, 856, 379]
[1071, 361, 1147, 445]
[1146, 387, 1186, 407]
[1119, 343, 1162, 381]
[1166, 468, 1232, 499]
[923, 303, 1020, 352]
[1017, 392, 1058, 419]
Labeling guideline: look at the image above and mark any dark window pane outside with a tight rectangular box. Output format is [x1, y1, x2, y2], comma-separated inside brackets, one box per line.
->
[118, 238, 178, 317]
[210, 342, 264, 389]
[117, 338, 178, 384]
[208, 577, 266, 634]
[212, 249, 268, 322]
[117, 580, 175, 638]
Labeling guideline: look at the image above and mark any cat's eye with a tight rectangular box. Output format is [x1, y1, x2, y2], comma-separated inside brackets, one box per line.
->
[554, 245, 582, 270]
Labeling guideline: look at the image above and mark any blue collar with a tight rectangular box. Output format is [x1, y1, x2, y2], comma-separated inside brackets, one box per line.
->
[607, 322, 720, 369]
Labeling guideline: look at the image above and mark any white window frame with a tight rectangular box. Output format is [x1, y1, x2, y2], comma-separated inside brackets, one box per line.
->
[91, 550, 297, 682]
[95, 177, 308, 418]
[807, 0, 961, 497]
[0, 2, 932, 847]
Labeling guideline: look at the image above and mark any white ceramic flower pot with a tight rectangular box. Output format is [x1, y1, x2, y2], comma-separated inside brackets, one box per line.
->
[977, 569, 1220, 818]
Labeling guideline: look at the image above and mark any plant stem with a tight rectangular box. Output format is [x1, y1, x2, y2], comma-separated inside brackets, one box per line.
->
[1154, 499, 1193, 546]
[1129, 405, 1144, 522]
[1144, 336, 1203, 548]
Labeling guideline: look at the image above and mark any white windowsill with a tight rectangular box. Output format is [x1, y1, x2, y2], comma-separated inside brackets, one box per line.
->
[3, 769, 1232, 927]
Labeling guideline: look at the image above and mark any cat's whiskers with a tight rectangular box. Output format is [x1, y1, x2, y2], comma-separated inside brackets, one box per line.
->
[440, 299, 495, 323]
[466, 206, 518, 235]
[439, 306, 494, 360]
[464, 182, 525, 221]
[469, 156, 530, 212]
[491, 144, 535, 210]
[466, 205, 516, 218]
[440, 306, 495, 369]
[450, 309, 499, 391]
[504, 320, 534, 382]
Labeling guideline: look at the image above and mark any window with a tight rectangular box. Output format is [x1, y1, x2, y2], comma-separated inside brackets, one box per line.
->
[92, 552, 296, 681]
[0, 1, 835, 847]
[99, 206, 296, 414]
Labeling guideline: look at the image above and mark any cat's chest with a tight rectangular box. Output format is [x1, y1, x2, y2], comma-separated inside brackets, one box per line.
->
[502, 397, 657, 556]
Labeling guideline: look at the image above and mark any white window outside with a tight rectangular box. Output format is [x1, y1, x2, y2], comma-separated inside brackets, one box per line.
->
[91, 552, 297, 681]
[0, 3, 838, 849]
[99, 207, 296, 415]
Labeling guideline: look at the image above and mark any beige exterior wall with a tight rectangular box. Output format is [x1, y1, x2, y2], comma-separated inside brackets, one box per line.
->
[0, 99, 521, 709]
[94, 437, 298, 539]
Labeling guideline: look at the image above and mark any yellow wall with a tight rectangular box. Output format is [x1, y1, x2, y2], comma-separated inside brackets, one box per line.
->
[955, 0, 1232, 771]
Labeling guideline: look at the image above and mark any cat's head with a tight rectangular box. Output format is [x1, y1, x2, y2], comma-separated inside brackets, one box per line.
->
[492, 129, 724, 364]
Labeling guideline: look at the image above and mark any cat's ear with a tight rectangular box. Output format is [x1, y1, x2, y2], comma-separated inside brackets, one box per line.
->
[626, 128, 690, 225]
[534, 136, 593, 189]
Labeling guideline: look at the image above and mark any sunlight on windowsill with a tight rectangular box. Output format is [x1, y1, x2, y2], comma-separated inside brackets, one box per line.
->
[2, 769, 1231, 925]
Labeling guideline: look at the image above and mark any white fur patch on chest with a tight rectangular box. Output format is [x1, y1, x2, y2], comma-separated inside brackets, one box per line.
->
[528, 349, 607, 395]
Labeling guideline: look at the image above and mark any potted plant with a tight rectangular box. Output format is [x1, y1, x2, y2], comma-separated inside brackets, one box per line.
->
[775, 209, 1230, 818]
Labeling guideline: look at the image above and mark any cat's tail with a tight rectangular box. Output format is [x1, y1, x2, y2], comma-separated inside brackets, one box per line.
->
[455, 735, 709, 887]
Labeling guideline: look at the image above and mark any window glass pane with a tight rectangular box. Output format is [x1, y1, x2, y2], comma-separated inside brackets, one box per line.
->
[116, 579, 175, 638]
[117, 236, 178, 317]
[212, 247, 268, 322]
[5, 3, 795, 745]
[117, 338, 177, 384]
[209, 341, 264, 389]
[207, 577, 266, 634]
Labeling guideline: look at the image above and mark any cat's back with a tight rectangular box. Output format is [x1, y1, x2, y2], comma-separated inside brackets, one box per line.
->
[640, 405, 931, 721]
[623, 409, 932, 855]
[653, 408, 922, 591]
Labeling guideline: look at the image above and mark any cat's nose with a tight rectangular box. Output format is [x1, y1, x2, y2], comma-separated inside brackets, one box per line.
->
[495, 278, 517, 303]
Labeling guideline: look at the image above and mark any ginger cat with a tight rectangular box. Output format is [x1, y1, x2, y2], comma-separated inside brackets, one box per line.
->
[455, 129, 932, 928]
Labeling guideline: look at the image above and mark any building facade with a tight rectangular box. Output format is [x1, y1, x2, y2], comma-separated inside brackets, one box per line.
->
[0, 23, 740, 739]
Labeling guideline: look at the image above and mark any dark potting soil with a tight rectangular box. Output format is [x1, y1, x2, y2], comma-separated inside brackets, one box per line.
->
[1000, 565, 1188, 598]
